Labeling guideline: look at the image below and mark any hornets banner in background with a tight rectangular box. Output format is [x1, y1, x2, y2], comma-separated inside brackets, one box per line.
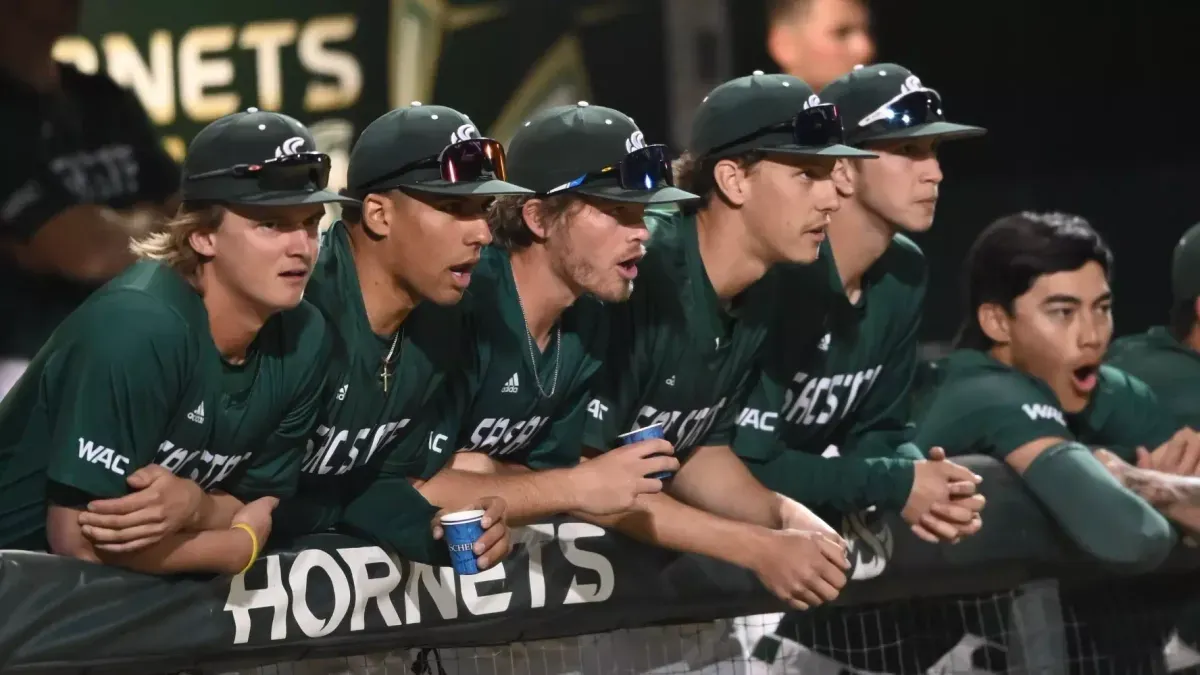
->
[51, 0, 645, 222]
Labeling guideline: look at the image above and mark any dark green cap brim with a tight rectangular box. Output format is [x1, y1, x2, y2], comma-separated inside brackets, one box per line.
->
[857, 121, 987, 144]
[230, 188, 361, 207]
[764, 143, 878, 158]
[575, 184, 701, 205]
[402, 178, 533, 197]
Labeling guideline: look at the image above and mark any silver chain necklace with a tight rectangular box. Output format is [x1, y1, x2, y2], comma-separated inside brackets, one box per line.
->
[514, 290, 561, 399]
[378, 327, 404, 393]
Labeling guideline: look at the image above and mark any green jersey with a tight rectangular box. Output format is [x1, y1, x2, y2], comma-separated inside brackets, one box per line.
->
[1107, 327, 1200, 429]
[274, 222, 484, 548]
[0, 65, 179, 360]
[582, 212, 772, 455]
[913, 350, 1179, 462]
[455, 246, 606, 469]
[732, 236, 927, 511]
[0, 261, 329, 550]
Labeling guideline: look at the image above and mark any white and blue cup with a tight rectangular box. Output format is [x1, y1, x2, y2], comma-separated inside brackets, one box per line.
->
[441, 509, 485, 575]
[617, 423, 674, 480]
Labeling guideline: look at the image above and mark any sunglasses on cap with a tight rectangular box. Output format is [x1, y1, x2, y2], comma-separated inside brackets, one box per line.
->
[855, 89, 945, 140]
[707, 104, 844, 156]
[188, 151, 332, 191]
[361, 138, 508, 193]
[545, 144, 674, 195]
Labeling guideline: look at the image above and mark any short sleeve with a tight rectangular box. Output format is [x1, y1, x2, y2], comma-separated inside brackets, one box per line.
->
[913, 369, 1075, 459]
[697, 365, 760, 449]
[228, 309, 333, 501]
[43, 294, 190, 499]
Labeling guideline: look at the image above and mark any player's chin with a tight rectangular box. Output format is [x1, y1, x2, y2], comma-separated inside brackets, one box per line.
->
[426, 284, 468, 306]
[782, 239, 822, 264]
[587, 276, 635, 303]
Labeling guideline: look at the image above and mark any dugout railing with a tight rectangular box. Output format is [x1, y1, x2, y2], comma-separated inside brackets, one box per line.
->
[3, 455, 1200, 675]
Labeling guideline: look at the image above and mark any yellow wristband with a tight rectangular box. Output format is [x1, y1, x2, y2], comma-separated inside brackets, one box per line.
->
[231, 522, 259, 575]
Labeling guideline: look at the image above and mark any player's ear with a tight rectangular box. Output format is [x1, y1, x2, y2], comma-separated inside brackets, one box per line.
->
[833, 159, 856, 198]
[713, 158, 750, 207]
[521, 198, 551, 240]
[187, 210, 221, 257]
[978, 302, 1012, 345]
[360, 192, 394, 239]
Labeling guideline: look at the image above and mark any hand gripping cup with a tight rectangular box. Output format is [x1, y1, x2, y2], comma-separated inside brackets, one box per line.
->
[441, 509, 485, 575]
[617, 423, 675, 481]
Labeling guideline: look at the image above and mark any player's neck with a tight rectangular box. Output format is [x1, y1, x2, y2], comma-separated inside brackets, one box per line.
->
[1185, 325, 1200, 354]
[987, 344, 1015, 368]
[350, 235, 417, 337]
[193, 268, 271, 365]
[0, 36, 60, 92]
[695, 205, 769, 301]
[828, 198, 892, 302]
[509, 245, 576, 350]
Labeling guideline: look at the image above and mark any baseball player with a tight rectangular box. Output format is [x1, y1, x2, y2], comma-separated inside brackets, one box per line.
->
[271, 104, 523, 567]
[0, 110, 346, 576]
[423, 103, 693, 522]
[733, 64, 988, 544]
[1107, 222, 1200, 434]
[580, 71, 877, 611]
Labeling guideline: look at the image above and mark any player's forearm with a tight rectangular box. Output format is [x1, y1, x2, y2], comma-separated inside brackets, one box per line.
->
[419, 467, 580, 525]
[188, 491, 245, 531]
[668, 445, 785, 529]
[95, 528, 256, 575]
[576, 492, 769, 571]
[747, 449, 914, 512]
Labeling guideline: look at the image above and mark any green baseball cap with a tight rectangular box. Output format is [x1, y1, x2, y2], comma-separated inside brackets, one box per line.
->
[181, 109, 357, 207]
[346, 104, 531, 198]
[505, 102, 699, 205]
[821, 64, 987, 146]
[689, 71, 876, 160]
[1172, 222, 1200, 301]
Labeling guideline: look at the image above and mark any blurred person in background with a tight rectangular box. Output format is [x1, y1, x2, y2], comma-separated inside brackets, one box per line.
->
[766, 0, 874, 91]
[0, 110, 342, 576]
[0, 0, 180, 395]
[1107, 221, 1200, 436]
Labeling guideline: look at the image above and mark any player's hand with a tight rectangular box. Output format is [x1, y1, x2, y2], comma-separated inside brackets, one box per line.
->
[432, 496, 511, 571]
[902, 448, 983, 543]
[1140, 428, 1200, 476]
[567, 439, 679, 516]
[751, 528, 850, 611]
[79, 465, 205, 552]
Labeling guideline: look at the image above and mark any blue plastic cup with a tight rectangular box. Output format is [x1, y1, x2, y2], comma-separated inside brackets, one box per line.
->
[441, 509, 485, 575]
[617, 423, 674, 480]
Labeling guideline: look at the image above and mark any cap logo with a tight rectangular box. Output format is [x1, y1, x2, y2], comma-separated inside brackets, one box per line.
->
[803, 94, 822, 110]
[899, 75, 924, 96]
[625, 130, 646, 154]
[451, 123, 480, 143]
[274, 136, 306, 158]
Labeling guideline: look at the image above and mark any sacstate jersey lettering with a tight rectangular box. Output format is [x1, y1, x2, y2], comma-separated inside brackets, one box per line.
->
[301, 421, 410, 476]
[463, 415, 550, 457]
[631, 398, 728, 450]
[153, 440, 247, 489]
[779, 366, 882, 428]
[1022, 402, 1066, 426]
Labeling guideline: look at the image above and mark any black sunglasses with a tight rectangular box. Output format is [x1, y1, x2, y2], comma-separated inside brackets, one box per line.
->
[545, 144, 674, 195]
[362, 138, 508, 192]
[188, 151, 332, 191]
[855, 90, 945, 141]
[707, 104, 844, 157]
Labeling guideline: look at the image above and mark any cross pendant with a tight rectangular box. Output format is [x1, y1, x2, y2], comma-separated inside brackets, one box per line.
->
[379, 366, 392, 393]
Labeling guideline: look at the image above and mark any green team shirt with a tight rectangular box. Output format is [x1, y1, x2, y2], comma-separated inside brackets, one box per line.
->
[1107, 327, 1200, 429]
[274, 221, 484, 552]
[913, 349, 1179, 462]
[582, 212, 772, 455]
[455, 246, 606, 468]
[732, 236, 927, 512]
[0, 261, 329, 550]
[0, 65, 179, 359]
